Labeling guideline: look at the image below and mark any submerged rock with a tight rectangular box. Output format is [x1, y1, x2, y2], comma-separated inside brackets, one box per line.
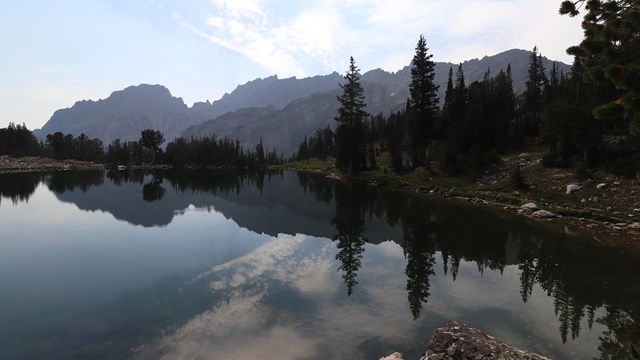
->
[421, 321, 550, 360]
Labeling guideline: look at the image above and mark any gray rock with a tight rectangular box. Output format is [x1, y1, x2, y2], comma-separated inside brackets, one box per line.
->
[597, 183, 608, 189]
[566, 183, 582, 195]
[379, 352, 404, 360]
[520, 202, 538, 211]
[532, 210, 557, 218]
[421, 321, 550, 360]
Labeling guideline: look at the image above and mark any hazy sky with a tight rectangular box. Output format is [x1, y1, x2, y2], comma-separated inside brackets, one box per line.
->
[0, 0, 583, 130]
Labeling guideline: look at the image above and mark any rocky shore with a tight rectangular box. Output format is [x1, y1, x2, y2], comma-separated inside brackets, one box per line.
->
[0, 155, 105, 174]
[381, 321, 550, 360]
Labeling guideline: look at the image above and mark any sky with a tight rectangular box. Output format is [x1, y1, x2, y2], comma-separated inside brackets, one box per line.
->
[0, 0, 583, 130]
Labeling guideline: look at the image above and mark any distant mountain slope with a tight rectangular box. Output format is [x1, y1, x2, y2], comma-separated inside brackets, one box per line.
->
[36, 49, 571, 154]
[183, 81, 418, 154]
[208, 73, 343, 118]
[184, 49, 570, 154]
[33, 84, 207, 145]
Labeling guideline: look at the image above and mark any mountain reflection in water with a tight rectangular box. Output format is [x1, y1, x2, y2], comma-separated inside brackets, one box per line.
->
[0, 169, 638, 359]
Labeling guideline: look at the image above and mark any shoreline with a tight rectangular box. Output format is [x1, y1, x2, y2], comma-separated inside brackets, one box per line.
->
[281, 164, 640, 256]
[0, 155, 105, 174]
[3, 155, 640, 255]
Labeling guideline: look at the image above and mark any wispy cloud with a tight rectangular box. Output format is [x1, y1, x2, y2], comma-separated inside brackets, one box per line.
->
[176, 0, 582, 76]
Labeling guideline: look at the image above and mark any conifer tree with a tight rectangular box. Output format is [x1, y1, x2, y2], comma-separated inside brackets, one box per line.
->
[523, 46, 549, 135]
[335, 56, 368, 174]
[408, 35, 439, 168]
[560, 0, 640, 134]
[444, 66, 454, 106]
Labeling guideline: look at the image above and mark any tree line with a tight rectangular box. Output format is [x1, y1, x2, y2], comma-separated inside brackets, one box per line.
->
[105, 131, 283, 169]
[296, 44, 634, 177]
[0, 124, 282, 169]
[0, 123, 107, 162]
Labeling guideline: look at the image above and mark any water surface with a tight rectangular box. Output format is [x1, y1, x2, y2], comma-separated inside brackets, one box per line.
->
[0, 170, 638, 359]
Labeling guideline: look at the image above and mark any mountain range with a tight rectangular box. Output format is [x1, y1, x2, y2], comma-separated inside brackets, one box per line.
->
[34, 49, 571, 155]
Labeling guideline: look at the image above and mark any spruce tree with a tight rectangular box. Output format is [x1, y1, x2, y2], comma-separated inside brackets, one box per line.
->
[444, 66, 454, 106]
[523, 46, 549, 135]
[335, 56, 368, 174]
[408, 35, 439, 168]
[560, 0, 640, 134]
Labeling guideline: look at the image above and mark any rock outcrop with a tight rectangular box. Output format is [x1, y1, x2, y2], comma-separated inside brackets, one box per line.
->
[420, 321, 550, 360]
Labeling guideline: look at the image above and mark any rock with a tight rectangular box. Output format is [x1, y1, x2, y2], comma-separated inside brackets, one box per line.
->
[421, 321, 550, 360]
[607, 206, 613, 211]
[380, 352, 404, 360]
[520, 202, 538, 211]
[592, 196, 599, 203]
[564, 225, 579, 235]
[532, 210, 557, 218]
[566, 183, 582, 195]
[628, 222, 640, 229]
[614, 181, 621, 185]
[597, 183, 608, 189]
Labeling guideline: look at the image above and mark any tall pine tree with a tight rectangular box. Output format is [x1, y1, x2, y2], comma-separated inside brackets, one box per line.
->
[335, 56, 368, 174]
[523, 46, 549, 135]
[408, 35, 439, 168]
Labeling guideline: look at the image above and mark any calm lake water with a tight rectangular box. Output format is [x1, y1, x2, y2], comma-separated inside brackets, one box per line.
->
[0, 170, 639, 359]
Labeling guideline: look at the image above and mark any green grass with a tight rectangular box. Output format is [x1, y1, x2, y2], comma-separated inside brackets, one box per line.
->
[272, 157, 336, 172]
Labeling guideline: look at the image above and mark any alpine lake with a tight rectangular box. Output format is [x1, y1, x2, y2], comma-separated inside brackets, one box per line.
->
[1, 169, 639, 360]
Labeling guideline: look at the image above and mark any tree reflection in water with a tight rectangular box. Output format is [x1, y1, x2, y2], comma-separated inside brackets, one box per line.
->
[296, 171, 640, 358]
[332, 183, 367, 296]
[142, 178, 166, 202]
[0, 172, 43, 204]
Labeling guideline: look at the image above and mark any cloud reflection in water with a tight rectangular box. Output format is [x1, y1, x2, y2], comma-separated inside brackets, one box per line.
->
[137, 234, 423, 360]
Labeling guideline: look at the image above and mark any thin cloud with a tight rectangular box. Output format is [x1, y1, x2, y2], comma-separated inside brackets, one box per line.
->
[210, 0, 267, 20]
[179, 0, 581, 75]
